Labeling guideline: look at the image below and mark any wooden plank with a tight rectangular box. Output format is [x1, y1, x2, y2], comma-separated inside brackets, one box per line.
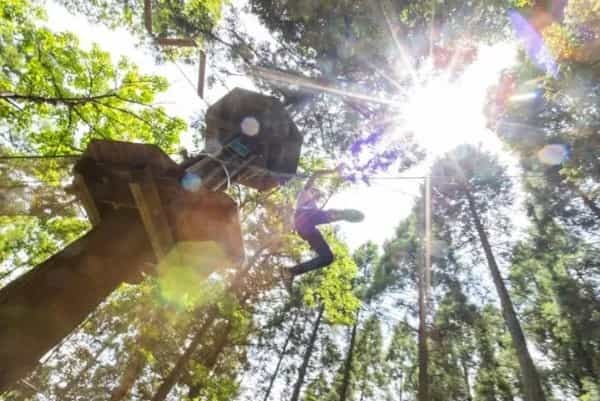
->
[156, 37, 196, 47]
[212, 155, 257, 190]
[73, 173, 101, 226]
[200, 161, 229, 188]
[129, 172, 174, 260]
[185, 155, 215, 175]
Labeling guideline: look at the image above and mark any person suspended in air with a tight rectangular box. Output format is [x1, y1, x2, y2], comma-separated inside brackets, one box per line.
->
[281, 166, 364, 290]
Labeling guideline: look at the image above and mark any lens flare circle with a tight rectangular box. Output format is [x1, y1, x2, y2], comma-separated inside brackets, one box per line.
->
[537, 144, 569, 165]
[241, 116, 260, 136]
[181, 173, 203, 192]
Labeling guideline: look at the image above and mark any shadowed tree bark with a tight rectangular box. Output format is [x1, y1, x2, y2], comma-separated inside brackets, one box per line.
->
[417, 261, 429, 401]
[464, 187, 546, 401]
[185, 320, 232, 400]
[262, 313, 300, 401]
[290, 304, 325, 401]
[338, 314, 359, 401]
[109, 346, 146, 401]
[150, 308, 218, 401]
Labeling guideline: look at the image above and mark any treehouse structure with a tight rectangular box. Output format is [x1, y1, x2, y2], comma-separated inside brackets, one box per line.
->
[0, 88, 303, 392]
[182, 87, 303, 191]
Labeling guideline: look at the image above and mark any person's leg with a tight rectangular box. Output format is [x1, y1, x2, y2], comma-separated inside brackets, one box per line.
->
[296, 209, 332, 228]
[291, 226, 334, 276]
[295, 208, 364, 229]
[321, 209, 365, 223]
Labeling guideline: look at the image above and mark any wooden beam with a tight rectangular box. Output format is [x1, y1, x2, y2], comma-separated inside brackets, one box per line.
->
[156, 37, 196, 47]
[212, 155, 257, 190]
[129, 171, 174, 260]
[185, 155, 216, 176]
[73, 173, 101, 226]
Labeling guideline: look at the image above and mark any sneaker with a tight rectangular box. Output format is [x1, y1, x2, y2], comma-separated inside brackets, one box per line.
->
[279, 267, 295, 294]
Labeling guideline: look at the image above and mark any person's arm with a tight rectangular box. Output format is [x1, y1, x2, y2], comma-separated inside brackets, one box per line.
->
[300, 164, 347, 195]
[302, 168, 337, 191]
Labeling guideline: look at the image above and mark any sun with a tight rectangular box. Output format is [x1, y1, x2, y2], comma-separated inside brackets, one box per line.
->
[397, 43, 518, 158]
[403, 77, 470, 154]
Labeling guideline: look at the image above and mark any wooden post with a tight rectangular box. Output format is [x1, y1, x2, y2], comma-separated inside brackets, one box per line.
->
[417, 176, 431, 401]
[129, 170, 174, 260]
[0, 211, 154, 392]
[74, 173, 101, 226]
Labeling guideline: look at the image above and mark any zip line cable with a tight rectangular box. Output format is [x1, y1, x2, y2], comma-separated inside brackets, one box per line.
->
[0, 150, 552, 188]
[171, 60, 210, 108]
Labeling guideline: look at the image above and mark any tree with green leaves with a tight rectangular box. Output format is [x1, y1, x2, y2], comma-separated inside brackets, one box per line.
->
[509, 212, 600, 398]
[57, 0, 224, 61]
[334, 242, 379, 401]
[1, 0, 185, 156]
[350, 315, 385, 401]
[384, 322, 418, 401]
[472, 306, 519, 401]
[0, 0, 186, 293]
[430, 145, 547, 401]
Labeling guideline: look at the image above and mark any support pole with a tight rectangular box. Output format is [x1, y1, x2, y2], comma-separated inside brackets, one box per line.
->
[0, 211, 154, 392]
[417, 176, 431, 401]
[425, 176, 431, 301]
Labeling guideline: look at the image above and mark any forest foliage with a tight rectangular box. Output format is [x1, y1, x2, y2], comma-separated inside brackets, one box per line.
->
[0, 0, 599, 400]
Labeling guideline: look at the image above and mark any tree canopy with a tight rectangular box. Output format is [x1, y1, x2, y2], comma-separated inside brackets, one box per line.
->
[1, 0, 599, 400]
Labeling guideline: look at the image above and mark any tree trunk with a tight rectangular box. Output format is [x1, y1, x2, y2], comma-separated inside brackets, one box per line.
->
[58, 334, 117, 399]
[397, 373, 404, 401]
[109, 347, 147, 401]
[418, 176, 431, 401]
[464, 188, 546, 401]
[262, 313, 299, 401]
[290, 304, 324, 401]
[461, 356, 472, 401]
[338, 315, 359, 401]
[417, 262, 429, 401]
[186, 320, 232, 399]
[569, 182, 600, 220]
[151, 240, 272, 401]
[150, 308, 218, 401]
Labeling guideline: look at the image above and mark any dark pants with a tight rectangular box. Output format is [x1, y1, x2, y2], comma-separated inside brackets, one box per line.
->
[291, 209, 335, 276]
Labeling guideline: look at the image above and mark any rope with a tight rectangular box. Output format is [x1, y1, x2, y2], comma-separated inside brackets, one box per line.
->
[171, 60, 210, 107]
[188, 152, 232, 190]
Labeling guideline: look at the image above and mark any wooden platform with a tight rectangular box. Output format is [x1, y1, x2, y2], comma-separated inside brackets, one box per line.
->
[73, 141, 244, 263]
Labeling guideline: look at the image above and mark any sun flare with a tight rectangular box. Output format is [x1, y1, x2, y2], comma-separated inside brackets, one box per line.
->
[397, 43, 517, 157]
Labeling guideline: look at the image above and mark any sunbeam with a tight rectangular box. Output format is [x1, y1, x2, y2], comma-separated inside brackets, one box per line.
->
[378, 0, 419, 83]
[252, 66, 402, 107]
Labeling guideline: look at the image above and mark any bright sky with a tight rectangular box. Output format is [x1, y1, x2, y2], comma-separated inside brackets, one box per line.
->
[330, 43, 518, 248]
[45, 0, 518, 250]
